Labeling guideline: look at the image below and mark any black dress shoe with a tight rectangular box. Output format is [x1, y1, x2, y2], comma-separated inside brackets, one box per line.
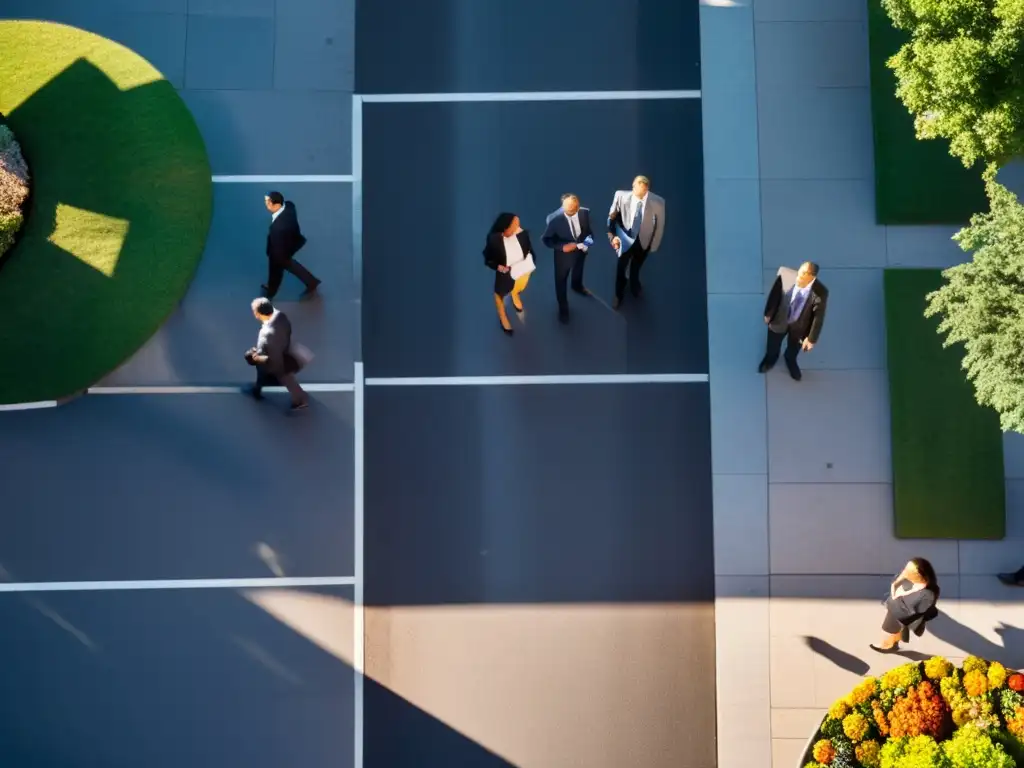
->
[998, 571, 1024, 586]
[787, 363, 802, 381]
[244, 385, 263, 400]
[558, 311, 569, 324]
[500, 323, 513, 336]
[260, 284, 274, 298]
[870, 643, 900, 654]
[758, 360, 773, 374]
[612, 296, 622, 310]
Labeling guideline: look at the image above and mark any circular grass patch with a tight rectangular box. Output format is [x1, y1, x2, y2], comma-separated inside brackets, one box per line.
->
[0, 20, 212, 404]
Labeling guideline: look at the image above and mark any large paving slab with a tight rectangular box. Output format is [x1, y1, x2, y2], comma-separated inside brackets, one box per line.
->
[0, 586, 354, 768]
[0, 393, 354, 582]
[361, 99, 707, 378]
[363, 381, 715, 767]
[356, 0, 700, 94]
[101, 183, 355, 387]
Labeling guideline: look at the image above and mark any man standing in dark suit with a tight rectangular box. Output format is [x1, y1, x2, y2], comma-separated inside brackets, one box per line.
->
[245, 297, 309, 411]
[759, 261, 829, 381]
[542, 193, 594, 323]
[262, 191, 321, 299]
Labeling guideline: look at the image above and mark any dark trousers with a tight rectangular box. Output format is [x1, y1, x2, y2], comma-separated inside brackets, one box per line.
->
[255, 366, 308, 405]
[554, 249, 587, 312]
[265, 256, 319, 298]
[615, 240, 648, 300]
[763, 327, 803, 368]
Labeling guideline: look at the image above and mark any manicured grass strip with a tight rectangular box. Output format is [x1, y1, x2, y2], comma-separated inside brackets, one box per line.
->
[0, 20, 212, 404]
[867, 1, 986, 225]
[884, 268, 1005, 539]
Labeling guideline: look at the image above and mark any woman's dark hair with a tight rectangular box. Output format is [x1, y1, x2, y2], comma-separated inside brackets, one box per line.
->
[489, 212, 517, 235]
[911, 557, 940, 599]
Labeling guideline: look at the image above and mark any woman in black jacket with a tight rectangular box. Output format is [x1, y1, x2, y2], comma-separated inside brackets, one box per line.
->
[871, 557, 940, 653]
[483, 212, 536, 335]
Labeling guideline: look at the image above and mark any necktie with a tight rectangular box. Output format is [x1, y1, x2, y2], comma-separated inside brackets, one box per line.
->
[631, 200, 644, 238]
[569, 216, 578, 240]
[788, 288, 806, 323]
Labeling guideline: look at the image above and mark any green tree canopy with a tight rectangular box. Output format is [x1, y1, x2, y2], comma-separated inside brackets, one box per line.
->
[926, 178, 1024, 432]
[883, 0, 1024, 169]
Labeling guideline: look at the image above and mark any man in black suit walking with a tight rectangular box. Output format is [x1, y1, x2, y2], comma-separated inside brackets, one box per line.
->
[245, 297, 309, 411]
[542, 193, 594, 323]
[759, 261, 829, 381]
[262, 191, 321, 299]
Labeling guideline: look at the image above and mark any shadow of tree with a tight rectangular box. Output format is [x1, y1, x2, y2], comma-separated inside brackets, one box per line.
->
[0, 55, 210, 403]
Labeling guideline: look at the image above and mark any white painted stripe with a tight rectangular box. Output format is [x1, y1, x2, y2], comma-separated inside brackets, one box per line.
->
[0, 576, 355, 593]
[0, 400, 59, 411]
[360, 90, 701, 103]
[87, 383, 354, 395]
[212, 175, 354, 183]
[365, 373, 709, 387]
[351, 95, 364, 301]
[353, 361, 366, 768]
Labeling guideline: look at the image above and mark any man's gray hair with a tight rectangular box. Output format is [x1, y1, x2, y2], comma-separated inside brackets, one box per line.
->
[252, 297, 274, 316]
[561, 193, 578, 203]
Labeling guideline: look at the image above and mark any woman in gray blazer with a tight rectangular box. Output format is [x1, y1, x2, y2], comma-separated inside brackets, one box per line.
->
[871, 557, 940, 653]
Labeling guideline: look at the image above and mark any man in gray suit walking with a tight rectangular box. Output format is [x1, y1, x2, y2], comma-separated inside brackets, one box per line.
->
[759, 262, 829, 381]
[245, 297, 309, 410]
[606, 175, 666, 309]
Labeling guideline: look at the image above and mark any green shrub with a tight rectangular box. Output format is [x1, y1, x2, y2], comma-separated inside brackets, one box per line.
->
[0, 211, 23, 256]
[942, 725, 1014, 768]
[0, 124, 14, 153]
[880, 735, 947, 767]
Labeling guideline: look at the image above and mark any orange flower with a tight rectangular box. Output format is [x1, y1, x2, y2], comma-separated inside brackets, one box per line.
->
[1009, 674, 1024, 692]
[963, 669, 988, 697]
[812, 739, 836, 764]
[888, 681, 951, 739]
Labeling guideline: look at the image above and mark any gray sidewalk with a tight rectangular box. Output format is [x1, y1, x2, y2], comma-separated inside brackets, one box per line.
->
[702, 1, 1024, 765]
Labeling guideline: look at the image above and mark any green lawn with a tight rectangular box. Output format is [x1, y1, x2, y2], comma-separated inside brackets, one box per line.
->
[0, 20, 212, 404]
[867, 0, 986, 225]
[884, 268, 1005, 539]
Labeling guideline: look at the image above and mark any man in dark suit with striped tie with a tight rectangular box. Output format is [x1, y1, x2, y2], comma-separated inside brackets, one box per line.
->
[542, 193, 594, 323]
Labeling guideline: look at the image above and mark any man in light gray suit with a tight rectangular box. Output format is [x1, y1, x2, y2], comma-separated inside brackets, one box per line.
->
[245, 297, 309, 411]
[759, 262, 829, 381]
[606, 174, 666, 309]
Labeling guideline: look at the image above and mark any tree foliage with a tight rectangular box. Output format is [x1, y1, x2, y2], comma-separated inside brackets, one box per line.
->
[882, 0, 1024, 169]
[925, 179, 1024, 432]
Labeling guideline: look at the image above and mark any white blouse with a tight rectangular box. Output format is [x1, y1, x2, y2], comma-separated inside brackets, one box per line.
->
[502, 234, 526, 267]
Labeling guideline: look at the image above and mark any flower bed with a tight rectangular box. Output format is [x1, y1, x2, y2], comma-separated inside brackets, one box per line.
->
[0, 115, 30, 264]
[802, 656, 1024, 767]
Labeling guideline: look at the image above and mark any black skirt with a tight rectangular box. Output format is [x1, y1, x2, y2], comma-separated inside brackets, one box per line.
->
[881, 610, 905, 634]
[493, 269, 515, 297]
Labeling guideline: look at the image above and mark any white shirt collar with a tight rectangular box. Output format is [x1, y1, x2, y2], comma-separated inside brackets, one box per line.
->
[271, 205, 284, 222]
[633, 192, 649, 205]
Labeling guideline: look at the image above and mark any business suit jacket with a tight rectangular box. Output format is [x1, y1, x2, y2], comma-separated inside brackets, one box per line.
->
[606, 190, 666, 256]
[542, 207, 593, 251]
[764, 266, 829, 344]
[267, 201, 308, 264]
[255, 310, 293, 374]
[483, 229, 535, 297]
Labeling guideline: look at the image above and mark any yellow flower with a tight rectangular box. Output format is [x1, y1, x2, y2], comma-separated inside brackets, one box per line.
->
[843, 712, 869, 742]
[881, 662, 922, 691]
[828, 700, 850, 720]
[988, 660, 1008, 689]
[856, 740, 881, 768]
[812, 739, 836, 764]
[924, 656, 953, 680]
[963, 656, 988, 674]
[850, 677, 879, 704]
[964, 669, 989, 697]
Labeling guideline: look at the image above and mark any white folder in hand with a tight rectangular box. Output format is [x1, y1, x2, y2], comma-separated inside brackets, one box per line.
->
[509, 255, 536, 280]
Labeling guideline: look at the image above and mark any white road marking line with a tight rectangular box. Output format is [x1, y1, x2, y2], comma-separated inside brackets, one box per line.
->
[365, 373, 709, 387]
[87, 383, 354, 395]
[0, 577, 356, 593]
[212, 175, 354, 183]
[359, 90, 701, 103]
[353, 361, 366, 768]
